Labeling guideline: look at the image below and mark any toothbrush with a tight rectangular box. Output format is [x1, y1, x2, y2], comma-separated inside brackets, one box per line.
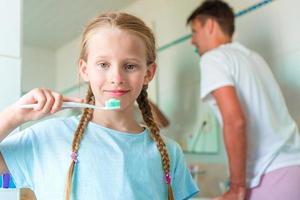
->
[19, 98, 121, 110]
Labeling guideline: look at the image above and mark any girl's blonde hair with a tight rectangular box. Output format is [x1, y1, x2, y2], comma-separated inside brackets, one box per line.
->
[65, 12, 174, 200]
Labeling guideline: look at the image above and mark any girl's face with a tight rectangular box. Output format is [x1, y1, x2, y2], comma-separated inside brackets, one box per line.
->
[79, 27, 156, 109]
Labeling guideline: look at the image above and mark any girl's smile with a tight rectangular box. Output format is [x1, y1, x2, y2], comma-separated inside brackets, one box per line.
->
[104, 89, 130, 97]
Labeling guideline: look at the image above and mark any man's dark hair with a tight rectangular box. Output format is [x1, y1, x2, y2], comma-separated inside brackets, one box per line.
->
[187, 0, 235, 37]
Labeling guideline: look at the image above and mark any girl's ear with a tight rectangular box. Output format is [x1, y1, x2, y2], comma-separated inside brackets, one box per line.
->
[79, 59, 89, 82]
[144, 63, 157, 85]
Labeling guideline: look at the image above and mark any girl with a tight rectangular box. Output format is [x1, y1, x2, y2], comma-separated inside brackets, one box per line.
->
[0, 12, 199, 200]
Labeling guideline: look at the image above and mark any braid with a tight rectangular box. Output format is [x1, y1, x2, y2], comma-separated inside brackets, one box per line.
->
[65, 85, 95, 200]
[137, 85, 174, 200]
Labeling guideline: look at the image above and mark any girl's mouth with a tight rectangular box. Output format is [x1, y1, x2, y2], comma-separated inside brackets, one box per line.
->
[105, 90, 129, 97]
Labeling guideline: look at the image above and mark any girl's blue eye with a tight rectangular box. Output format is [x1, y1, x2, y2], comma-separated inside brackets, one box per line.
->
[97, 63, 110, 69]
[125, 64, 136, 71]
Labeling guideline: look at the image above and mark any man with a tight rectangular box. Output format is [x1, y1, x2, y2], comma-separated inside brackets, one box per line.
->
[187, 0, 300, 200]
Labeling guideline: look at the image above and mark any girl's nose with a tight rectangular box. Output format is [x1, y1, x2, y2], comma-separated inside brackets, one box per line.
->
[110, 67, 124, 85]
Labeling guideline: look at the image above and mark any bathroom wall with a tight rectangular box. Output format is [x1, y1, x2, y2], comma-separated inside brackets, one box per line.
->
[22, 46, 56, 93]
[0, 0, 22, 111]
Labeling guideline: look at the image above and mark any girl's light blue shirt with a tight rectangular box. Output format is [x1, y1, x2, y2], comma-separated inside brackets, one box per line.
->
[0, 116, 199, 200]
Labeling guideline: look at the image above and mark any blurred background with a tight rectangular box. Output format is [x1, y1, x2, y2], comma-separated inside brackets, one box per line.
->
[1, 0, 300, 199]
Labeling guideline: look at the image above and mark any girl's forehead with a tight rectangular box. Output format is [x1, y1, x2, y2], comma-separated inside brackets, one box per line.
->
[89, 27, 143, 46]
[87, 27, 147, 60]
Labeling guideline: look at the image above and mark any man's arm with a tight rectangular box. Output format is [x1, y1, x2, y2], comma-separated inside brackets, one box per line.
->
[212, 86, 247, 199]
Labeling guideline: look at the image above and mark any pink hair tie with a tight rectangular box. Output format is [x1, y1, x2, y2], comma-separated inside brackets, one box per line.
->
[71, 152, 78, 163]
[165, 172, 171, 185]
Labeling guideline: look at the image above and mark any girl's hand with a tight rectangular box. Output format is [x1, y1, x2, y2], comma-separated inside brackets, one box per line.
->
[11, 88, 84, 124]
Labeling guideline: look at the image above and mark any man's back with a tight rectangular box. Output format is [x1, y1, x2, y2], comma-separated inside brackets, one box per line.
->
[200, 42, 300, 187]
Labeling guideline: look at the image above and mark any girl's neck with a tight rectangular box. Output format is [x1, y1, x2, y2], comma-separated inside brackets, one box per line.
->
[91, 107, 144, 134]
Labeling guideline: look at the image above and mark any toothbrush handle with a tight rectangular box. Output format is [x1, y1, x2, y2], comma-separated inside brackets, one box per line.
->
[19, 102, 104, 110]
[61, 102, 102, 109]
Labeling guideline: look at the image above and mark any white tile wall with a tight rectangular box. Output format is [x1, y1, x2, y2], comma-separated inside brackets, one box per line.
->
[0, 57, 21, 110]
[0, 0, 21, 58]
[0, 0, 22, 111]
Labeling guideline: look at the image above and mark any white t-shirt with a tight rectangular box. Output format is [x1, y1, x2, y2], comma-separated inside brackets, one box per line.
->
[200, 42, 300, 188]
[0, 116, 199, 199]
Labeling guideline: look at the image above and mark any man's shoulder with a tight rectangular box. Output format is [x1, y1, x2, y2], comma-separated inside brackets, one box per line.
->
[201, 46, 230, 65]
[202, 42, 248, 63]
